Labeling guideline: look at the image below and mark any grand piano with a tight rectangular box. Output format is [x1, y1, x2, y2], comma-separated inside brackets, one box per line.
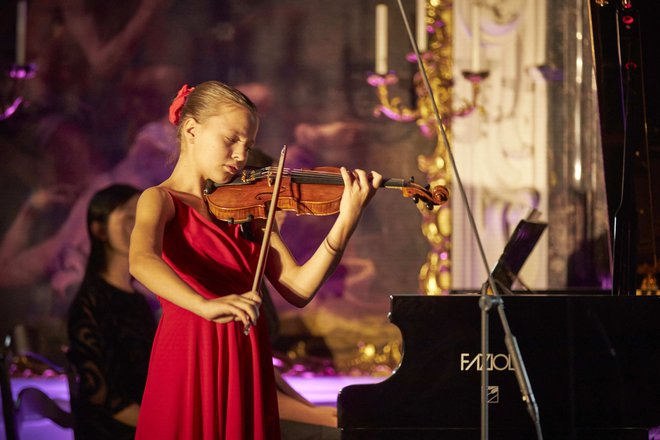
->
[338, 1, 660, 438]
[337, 294, 660, 439]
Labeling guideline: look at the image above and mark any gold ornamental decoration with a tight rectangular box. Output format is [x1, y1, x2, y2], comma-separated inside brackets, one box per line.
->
[368, 0, 486, 294]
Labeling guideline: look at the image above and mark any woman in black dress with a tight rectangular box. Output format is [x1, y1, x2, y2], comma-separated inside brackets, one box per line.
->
[67, 184, 157, 440]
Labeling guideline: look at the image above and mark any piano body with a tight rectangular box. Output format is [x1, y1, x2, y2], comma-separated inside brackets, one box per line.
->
[337, 294, 660, 439]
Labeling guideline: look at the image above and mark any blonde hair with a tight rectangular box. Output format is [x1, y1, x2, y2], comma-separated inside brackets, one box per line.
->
[174, 81, 258, 144]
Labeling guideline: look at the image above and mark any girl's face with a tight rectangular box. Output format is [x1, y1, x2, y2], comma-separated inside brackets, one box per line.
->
[106, 194, 139, 257]
[191, 105, 259, 184]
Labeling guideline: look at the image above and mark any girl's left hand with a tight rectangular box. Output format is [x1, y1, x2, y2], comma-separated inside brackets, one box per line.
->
[338, 167, 382, 223]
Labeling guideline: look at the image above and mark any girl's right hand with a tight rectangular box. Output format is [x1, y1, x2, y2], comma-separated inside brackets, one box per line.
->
[200, 291, 262, 326]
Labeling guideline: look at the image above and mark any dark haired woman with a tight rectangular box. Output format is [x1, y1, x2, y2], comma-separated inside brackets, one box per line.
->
[67, 184, 157, 440]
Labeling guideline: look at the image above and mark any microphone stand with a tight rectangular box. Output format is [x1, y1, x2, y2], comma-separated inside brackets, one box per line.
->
[395, 2, 542, 438]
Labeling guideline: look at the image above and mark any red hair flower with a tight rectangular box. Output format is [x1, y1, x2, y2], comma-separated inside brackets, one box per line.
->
[168, 84, 195, 126]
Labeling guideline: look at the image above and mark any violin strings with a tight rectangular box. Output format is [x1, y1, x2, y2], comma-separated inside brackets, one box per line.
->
[251, 167, 423, 190]
[252, 167, 345, 184]
[241, 167, 441, 204]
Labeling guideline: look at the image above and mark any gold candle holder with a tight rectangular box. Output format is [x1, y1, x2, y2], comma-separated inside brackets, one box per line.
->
[368, 0, 488, 295]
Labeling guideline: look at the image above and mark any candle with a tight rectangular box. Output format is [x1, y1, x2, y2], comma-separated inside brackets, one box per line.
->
[16, 0, 27, 65]
[375, 4, 388, 75]
[535, 1, 546, 65]
[470, 3, 482, 72]
[416, 0, 427, 52]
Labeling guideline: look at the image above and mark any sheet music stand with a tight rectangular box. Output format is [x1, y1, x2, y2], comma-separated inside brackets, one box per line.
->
[490, 213, 548, 293]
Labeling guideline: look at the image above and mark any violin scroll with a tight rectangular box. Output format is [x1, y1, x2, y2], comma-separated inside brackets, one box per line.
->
[383, 178, 449, 210]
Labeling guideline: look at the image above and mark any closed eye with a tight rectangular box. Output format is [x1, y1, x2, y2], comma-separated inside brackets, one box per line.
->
[227, 136, 253, 153]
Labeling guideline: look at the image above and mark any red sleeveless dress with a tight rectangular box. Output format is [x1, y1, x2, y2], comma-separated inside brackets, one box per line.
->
[136, 193, 280, 440]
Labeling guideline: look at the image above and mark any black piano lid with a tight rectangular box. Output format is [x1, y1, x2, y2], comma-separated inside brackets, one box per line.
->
[338, 294, 660, 439]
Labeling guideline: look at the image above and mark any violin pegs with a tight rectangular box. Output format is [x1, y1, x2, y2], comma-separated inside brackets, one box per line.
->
[412, 195, 419, 204]
[425, 202, 434, 210]
[425, 183, 430, 190]
[409, 176, 415, 183]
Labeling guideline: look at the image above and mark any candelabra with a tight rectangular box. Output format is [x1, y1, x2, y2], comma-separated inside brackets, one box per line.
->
[368, 0, 488, 295]
[2, 0, 34, 121]
[1, 64, 36, 121]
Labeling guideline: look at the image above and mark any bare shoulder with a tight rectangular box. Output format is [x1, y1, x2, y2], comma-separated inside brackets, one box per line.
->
[136, 186, 175, 221]
[130, 187, 175, 259]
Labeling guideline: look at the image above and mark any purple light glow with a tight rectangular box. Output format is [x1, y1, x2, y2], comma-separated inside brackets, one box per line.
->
[2, 373, 385, 437]
[378, 105, 418, 123]
[272, 356, 284, 368]
[282, 374, 385, 406]
[9, 63, 37, 79]
[1, 376, 73, 440]
[1, 97, 23, 121]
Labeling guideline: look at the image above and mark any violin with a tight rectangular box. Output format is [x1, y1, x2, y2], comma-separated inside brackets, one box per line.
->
[203, 166, 449, 224]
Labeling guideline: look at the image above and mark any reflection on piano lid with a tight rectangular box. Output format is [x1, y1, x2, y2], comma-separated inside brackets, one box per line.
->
[338, 294, 660, 439]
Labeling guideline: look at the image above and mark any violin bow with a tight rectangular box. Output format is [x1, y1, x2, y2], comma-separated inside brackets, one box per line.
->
[244, 145, 288, 336]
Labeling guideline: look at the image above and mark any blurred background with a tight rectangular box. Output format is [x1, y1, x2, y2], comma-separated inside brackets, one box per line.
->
[0, 0, 657, 395]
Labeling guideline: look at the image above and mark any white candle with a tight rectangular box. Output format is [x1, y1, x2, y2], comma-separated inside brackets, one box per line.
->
[416, 0, 427, 52]
[470, 3, 481, 72]
[16, 0, 27, 65]
[535, 0, 546, 65]
[375, 4, 388, 75]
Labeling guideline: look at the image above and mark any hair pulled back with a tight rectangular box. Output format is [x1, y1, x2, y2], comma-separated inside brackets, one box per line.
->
[173, 81, 258, 143]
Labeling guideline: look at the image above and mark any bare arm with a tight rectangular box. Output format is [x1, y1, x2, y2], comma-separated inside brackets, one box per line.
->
[128, 187, 261, 326]
[265, 168, 381, 307]
[277, 391, 337, 427]
[274, 367, 337, 427]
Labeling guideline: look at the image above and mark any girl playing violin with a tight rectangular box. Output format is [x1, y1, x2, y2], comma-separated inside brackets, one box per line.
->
[128, 80, 381, 439]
